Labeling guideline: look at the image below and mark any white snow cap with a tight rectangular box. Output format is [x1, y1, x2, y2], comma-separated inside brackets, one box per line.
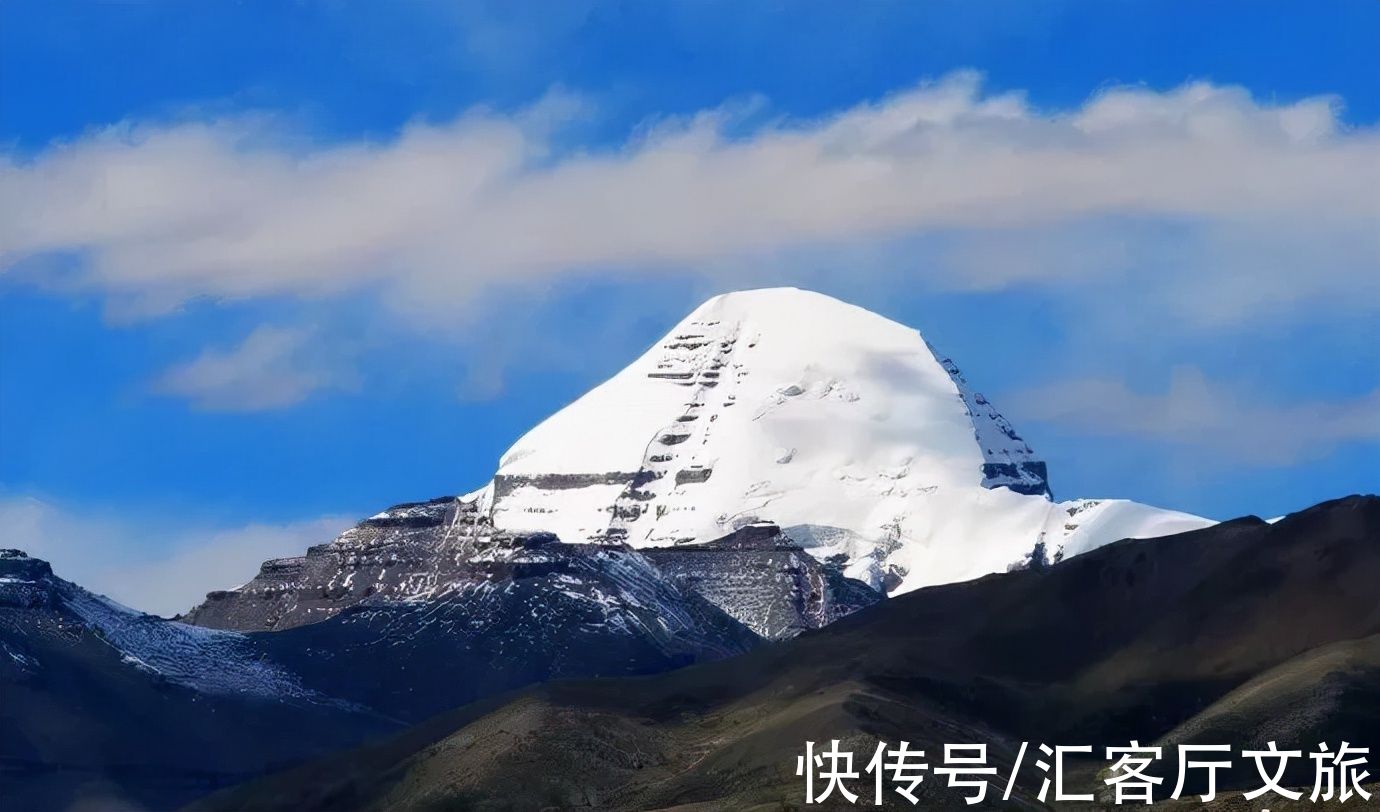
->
[482, 287, 1212, 594]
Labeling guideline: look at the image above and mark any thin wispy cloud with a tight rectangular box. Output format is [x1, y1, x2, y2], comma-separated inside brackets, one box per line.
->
[2, 73, 1376, 326]
[1013, 367, 1380, 466]
[0, 494, 354, 616]
[150, 325, 358, 411]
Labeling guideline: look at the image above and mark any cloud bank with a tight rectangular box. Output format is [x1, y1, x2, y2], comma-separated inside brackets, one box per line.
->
[0, 495, 353, 616]
[3, 73, 1377, 325]
[150, 325, 358, 411]
[1014, 367, 1380, 466]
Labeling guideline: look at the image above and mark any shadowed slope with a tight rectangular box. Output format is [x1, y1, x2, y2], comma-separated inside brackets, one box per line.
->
[189, 495, 1379, 811]
[0, 552, 393, 812]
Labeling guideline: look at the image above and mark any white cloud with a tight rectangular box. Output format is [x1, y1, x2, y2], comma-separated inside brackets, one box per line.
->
[2, 73, 1376, 325]
[0, 494, 353, 616]
[150, 325, 357, 411]
[1012, 367, 1380, 465]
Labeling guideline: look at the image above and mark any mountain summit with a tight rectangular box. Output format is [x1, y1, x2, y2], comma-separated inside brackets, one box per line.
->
[476, 287, 1210, 592]
[188, 288, 1210, 638]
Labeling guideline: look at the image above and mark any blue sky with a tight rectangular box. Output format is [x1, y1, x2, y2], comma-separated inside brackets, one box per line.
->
[2, 1, 1377, 613]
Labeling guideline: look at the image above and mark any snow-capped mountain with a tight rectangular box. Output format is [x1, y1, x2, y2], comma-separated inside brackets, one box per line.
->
[186, 286, 1209, 644]
[5, 288, 1229, 811]
[475, 287, 1212, 592]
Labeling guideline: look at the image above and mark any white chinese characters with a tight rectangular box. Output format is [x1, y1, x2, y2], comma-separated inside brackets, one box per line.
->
[795, 739, 1372, 806]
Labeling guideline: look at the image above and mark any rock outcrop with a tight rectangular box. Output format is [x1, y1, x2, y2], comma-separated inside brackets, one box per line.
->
[642, 524, 881, 639]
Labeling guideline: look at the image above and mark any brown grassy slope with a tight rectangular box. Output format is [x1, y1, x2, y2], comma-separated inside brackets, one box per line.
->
[187, 495, 1380, 812]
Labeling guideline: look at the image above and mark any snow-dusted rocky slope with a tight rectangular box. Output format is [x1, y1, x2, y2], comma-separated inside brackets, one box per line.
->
[641, 522, 881, 638]
[6, 540, 758, 725]
[1, 549, 396, 812]
[186, 494, 858, 642]
[476, 287, 1212, 593]
[0, 549, 311, 700]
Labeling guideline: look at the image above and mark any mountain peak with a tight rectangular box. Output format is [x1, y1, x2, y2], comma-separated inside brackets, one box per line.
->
[692, 285, 871, 313]
[493, 286, 1047, 534]
[479, 287, 1209, 592]
[0, 548, 51, 580]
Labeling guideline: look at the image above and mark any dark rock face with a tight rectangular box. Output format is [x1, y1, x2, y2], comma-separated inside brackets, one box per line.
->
[491, 472, 640, 498]
[183, 496, 874, 654]
[927, 346, 1053, 498]
[181, 497, 764, 719]
[641, 523, 882, 639]
[184, 496, 473, 631]
[264, 538, 761, 721]
[981, 460, 1051, 497]
[183, 497, 764, 666]
[0, 549, 56, 609]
